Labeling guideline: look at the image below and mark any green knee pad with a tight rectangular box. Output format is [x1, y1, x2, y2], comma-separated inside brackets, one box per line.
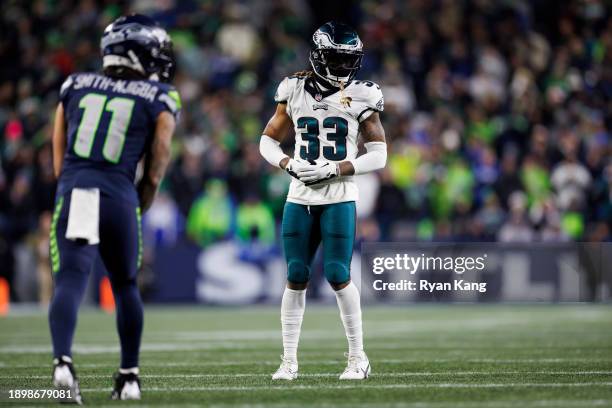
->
[324, 261, 350, 284]
[287, 260, 311, 284]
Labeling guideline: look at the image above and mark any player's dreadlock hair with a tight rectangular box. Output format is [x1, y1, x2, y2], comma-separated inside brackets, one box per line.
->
[291, 70, 314, 78]
[291, 69, 351, 106]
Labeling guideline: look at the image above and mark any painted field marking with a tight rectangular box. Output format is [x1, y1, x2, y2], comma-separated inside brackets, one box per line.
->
[77, 382, 612, 392]
[5, 371, 612, 380]
[4, 358, 612, 368]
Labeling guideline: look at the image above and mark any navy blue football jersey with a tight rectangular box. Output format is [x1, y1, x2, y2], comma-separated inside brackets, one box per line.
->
[57, 72, 180, 205]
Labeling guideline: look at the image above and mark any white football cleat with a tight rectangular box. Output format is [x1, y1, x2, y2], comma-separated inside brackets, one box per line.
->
[120, 380, 141, 400]
[53, 364, 74, 388]
[271, 355, 298, 380]
[339, 352, 371, 380]
[52, 356, 83, 405]
[111, 372, 141, 400]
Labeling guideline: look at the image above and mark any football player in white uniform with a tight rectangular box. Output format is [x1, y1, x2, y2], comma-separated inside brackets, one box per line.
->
[259, 21, 387, 380]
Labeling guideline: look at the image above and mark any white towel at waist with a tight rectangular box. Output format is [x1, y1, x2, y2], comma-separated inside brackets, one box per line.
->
[65, 188, 100, 245]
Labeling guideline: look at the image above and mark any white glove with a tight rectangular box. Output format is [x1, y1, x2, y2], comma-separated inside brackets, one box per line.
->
[285, 158, 310, 180]
[297, 161, 339, 186]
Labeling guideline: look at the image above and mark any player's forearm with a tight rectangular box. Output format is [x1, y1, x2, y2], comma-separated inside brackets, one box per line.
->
[259, 134, 289, 168]
[138, 154, 169, 211]
[279, 157, 290, 169]
[138, 180, 158, 212]
[139, 112, 174, 212]
[338, 161, 355, 176]
[349, 112, 387, 175]
[138, 144, 170, 210]
[52, 103, 66, 179]
[260, 103, 293, 168]
[347, 142, 387, 175]
[53, 144, 65, 180]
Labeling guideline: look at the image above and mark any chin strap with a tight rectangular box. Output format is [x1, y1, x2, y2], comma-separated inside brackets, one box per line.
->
[312, 72, 351, 107]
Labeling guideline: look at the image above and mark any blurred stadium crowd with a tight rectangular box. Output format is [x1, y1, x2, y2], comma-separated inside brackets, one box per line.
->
[0, 0, 611, 301]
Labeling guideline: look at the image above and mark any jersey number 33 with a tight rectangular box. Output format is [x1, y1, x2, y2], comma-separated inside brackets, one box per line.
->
[297, 116, 348, 161]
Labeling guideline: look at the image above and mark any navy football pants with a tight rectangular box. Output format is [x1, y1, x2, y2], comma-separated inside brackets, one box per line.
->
[48, 192, 143, 368]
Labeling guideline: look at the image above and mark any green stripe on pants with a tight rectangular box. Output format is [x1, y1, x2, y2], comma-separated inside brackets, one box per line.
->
[50, 196, 64, 274]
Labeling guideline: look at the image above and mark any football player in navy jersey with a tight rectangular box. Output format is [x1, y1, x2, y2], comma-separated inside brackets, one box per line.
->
[48, 14, 180, 402]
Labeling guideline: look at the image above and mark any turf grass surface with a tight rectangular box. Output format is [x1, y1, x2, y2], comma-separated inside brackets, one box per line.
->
[0, 304, 611, 407]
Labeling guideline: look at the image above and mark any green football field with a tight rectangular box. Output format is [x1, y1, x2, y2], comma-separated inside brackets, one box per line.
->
[0, 304, 611, 407]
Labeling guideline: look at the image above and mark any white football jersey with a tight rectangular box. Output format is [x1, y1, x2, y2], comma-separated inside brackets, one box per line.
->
[275, 74, 384, 205]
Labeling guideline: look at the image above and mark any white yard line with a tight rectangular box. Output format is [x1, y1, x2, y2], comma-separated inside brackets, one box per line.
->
[205, 401, 612, 408]
[78, 400, 612, 408]
[4, 358, 612, 368]
[77, 382, 612, 392]
[2, 341, 612, 355]
[2, 371, 612, 380]
[204, 401, 612, 408]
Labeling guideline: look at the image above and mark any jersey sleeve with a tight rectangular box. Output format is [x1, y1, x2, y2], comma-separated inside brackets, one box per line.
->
[357, 82, 384, 123]
[152, 86, 182, 120]
[274, 77, 293, 103]
[274, 77, 295, 118]
[59, 75, 75, 105]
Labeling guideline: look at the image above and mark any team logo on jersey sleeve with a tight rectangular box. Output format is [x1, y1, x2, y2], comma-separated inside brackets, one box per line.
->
[340, 95, 352, 107]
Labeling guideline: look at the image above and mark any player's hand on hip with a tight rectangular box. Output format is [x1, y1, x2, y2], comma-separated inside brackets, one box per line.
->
[297, 161, 339, 186]
[285, 158, 310, 180]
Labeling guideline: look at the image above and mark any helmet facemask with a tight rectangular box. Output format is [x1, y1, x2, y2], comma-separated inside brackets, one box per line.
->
[150, 27, 175, 82]
[310, 48, 363, 87]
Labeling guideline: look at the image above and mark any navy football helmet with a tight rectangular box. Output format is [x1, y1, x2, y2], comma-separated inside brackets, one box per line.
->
[309, 21, 363, 87]
[101, 14, 175, 82]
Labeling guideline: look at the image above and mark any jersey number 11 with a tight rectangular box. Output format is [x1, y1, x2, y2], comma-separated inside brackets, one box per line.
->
[73, 93, 135, 163]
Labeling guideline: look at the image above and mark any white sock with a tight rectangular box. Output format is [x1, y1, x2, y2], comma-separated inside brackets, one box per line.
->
[335, 281, 364, 358]
[280, 287, 306, 363]
[119, 367, 139, 375]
